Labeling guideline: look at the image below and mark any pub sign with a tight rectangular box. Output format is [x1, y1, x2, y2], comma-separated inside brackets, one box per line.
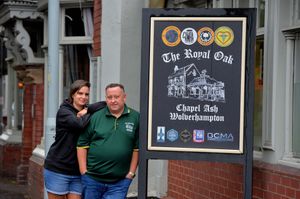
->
[147, 16, 247, 153]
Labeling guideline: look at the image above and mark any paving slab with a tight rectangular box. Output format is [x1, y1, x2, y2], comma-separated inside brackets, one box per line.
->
[0, 176, 29, 199]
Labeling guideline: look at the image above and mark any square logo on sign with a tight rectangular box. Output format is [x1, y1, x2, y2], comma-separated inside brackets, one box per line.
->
[193, 130, 205, 143]
[156, 126, 165, 143]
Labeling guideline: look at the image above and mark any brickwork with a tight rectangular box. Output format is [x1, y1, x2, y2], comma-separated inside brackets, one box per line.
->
[253, 161, 300, 199]
[93, 0, 102, 56]
[0, 143, 21, 177]
[17, 84, 33, 184]
[28, 155, 44, 199]
[31, 84, 44, 148]
[164, 160, 300, 199]
[26, 83, 44, 198]
[18, 84, 44, 184]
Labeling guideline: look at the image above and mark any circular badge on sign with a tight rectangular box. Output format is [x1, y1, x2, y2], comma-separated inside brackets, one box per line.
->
[162, 26, 181, 47]
[198, 27, 214, 46]
[181, 28, 197, 45]
[215, 26, 234, 47]
[167, 129, 179, 142]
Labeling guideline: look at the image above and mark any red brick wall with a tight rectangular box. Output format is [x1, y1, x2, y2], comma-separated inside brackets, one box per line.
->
[0, 143, 21, 177]
[31, 84, 44, 148]
[93, 0, 102, 56]
[164, 160, 300, 199]
[26, 83, 44, 199]
[18, 84, 44, 184]
[253, 161, 300, 199]
[28, 155, 44, 199]
[17, 84, 33, 184]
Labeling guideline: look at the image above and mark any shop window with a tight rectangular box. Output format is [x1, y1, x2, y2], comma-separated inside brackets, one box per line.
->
[253, 38, 264, 151]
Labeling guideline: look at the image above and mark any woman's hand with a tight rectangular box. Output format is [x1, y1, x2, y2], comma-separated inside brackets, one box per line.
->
[77, 108, 88, 117]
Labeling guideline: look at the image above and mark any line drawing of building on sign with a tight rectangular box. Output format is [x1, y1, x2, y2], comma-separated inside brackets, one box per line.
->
[167, 63, 225, 102]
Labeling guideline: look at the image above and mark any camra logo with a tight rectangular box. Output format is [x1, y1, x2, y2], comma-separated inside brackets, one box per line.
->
[198, 27, 214, 46]
[162, 26, 181, 47]
[215, 26, 234, 47]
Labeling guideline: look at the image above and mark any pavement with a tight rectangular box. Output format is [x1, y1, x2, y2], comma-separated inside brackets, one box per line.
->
[0, 175, 160, 199]
[0, 176, 30, 199]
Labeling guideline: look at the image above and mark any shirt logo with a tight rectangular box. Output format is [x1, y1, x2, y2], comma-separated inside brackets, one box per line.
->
[125, 122, 134, 132]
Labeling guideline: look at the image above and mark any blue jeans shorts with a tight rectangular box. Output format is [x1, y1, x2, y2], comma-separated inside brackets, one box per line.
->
[44, 168, 82, 195]
[81, 174, 132, 199]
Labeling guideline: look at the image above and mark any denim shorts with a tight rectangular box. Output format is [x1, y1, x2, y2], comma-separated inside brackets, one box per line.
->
[81, 174, 132, 199]
[44, 168, 82, 195]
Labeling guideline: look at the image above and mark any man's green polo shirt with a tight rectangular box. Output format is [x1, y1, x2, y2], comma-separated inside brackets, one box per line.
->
[77, 105, 139, 183]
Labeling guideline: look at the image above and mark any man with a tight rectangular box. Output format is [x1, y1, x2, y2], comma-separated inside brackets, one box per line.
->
[77, 83, 139, 199]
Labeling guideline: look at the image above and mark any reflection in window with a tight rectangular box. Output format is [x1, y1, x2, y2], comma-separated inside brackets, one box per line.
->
[253, 38, 264, 151]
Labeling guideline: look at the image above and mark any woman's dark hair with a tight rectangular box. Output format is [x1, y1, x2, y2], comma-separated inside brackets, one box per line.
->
[68, 80, 90, 104]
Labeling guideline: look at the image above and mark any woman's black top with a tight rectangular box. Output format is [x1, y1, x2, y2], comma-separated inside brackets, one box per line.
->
[44, 99, 106, 175]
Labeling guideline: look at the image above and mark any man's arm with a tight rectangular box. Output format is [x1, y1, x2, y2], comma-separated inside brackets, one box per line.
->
[126, 150, 139, 179]
[77, 147, 88, 175]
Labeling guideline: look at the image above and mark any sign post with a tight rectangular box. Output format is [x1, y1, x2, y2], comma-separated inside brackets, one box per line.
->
[139, 8, 256, 199]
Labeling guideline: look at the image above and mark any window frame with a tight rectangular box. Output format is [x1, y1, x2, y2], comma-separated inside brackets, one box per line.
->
[60, 8, 93, 45]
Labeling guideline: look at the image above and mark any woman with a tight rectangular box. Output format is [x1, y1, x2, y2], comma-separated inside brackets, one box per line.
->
[44, 80, 106, 199]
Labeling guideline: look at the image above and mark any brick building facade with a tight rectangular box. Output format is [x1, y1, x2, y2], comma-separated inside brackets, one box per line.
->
[0, 0, 300, 199]
[164, 160, 300, 199]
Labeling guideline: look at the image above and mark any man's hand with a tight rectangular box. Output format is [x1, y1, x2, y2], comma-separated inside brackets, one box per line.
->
[126, 171, 135, 179]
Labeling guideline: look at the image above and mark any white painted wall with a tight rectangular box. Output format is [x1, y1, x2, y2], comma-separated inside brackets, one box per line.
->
[101, 0, 143, 110]
[101, 0, 168, 197]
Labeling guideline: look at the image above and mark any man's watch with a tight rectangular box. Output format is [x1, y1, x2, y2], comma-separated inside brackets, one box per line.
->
[129, 171, 136, 178]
